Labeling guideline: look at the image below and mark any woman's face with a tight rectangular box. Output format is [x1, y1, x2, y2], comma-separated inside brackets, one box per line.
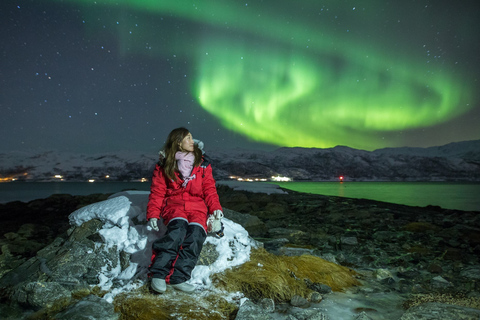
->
[179, 133, 194, 152]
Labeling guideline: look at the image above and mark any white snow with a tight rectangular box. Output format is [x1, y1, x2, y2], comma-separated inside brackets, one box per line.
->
[68, 190, 258, 302]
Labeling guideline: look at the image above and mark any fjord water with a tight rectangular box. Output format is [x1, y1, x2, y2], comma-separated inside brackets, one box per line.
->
[0, 182, 151, 204]
[271, 181, 480, 212]
[1, 181, 479, 212]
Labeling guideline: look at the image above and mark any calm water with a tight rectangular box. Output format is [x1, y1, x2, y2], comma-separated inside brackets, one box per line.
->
[270, 181, 480, 212]
[1, 181, 479, 212]
[0, 182, 152, 204]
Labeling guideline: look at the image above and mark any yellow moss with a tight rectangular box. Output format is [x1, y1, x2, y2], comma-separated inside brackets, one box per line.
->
[282, 254, 360, 291]
[211, 248, 359, 302]
[404, 293, 480, 310]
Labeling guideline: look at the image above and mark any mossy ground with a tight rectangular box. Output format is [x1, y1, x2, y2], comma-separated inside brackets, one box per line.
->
[211, 248, 360, 302]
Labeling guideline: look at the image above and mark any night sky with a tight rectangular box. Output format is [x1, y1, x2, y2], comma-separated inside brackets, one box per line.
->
[1, 0, 479, 154]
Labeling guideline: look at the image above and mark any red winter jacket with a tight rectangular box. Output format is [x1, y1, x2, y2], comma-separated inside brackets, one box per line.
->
[146, 157, 222, 231]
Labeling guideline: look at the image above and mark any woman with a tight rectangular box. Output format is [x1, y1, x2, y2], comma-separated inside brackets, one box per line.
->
[146, 127, 223, 294]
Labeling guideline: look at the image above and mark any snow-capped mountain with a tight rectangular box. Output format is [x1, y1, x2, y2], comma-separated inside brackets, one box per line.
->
[209, 139, 480, 181]
[1, 140, 479, 182]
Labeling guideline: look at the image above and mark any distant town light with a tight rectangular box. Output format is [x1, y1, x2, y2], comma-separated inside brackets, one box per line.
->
[105, 175, 110, 178]
[271, 176, 291, 182]
[54, 175, 63, 179]
[141, 178, 148, 182]
[88, 179, 95, 183]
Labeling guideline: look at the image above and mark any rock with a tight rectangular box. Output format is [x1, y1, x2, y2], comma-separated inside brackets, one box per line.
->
[263, 238, 289, 252]
[268, 228, 310, 244]
[372, 231, 397, 241]
[400, 302, 480, 320]
[0, 219, 123, 307]
[0, 244, 26, 279]
[374, 268, 394, 281]
[18, 281, 71, 309]
[278, 246, 315, 256]
[290, 295, 310, 308]
[288, 307, 330, 320]
[460, 266, 480, 280]
[427, 261, 443, 273]
[258, 298, 275, 313]
[235, 299, 275, 320]
[310, 292, 323, 303]
[355, 311, 374, 320]
[0, 302, 25, 320]
[54, 295, 120, 320]
[430, 276, 453, 290]
[223, 208, 267, 237]
[305, 280, 332, 294]
[341, 236, 358, 246]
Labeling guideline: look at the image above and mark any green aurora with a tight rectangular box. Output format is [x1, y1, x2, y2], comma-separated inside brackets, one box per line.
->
[52, 0, 476, 150]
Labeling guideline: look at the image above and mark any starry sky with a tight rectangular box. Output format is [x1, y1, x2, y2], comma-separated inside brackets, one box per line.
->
[1, 0, 479, 154]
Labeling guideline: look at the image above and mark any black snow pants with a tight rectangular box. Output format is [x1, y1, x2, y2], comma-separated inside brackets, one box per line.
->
[150, 219, 206, 284]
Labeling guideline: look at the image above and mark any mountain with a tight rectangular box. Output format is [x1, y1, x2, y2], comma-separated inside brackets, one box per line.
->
[209, 140, 480, 181]
[1, 140, 479, 182]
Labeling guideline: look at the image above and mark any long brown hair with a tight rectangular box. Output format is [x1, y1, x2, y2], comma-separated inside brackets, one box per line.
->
[162, 127, 203, 181]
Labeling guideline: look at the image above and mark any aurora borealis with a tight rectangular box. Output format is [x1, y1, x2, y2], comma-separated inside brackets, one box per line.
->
[1, 0, 478, 153]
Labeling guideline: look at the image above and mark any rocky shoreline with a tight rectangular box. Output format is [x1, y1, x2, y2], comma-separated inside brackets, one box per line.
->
[1, 187, 480, 319]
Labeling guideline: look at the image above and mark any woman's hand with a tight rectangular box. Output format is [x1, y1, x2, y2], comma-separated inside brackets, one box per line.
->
[207, 210, 223, 233]
[213, 210, 223, 219]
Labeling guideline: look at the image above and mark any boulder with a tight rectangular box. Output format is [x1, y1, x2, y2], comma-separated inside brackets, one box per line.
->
[14, 281, 71, 309]
[223, 208, 267, 237]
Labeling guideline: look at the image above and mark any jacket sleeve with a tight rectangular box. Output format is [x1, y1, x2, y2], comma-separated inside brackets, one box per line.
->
[202, 164, 222, 215]
[147, 164, 167, 220]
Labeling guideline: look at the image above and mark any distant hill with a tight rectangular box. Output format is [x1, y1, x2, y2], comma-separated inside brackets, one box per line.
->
[1, 140, 479, 182]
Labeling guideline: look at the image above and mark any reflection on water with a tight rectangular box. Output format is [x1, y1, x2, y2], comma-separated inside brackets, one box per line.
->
[271, 181, 480, 212]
